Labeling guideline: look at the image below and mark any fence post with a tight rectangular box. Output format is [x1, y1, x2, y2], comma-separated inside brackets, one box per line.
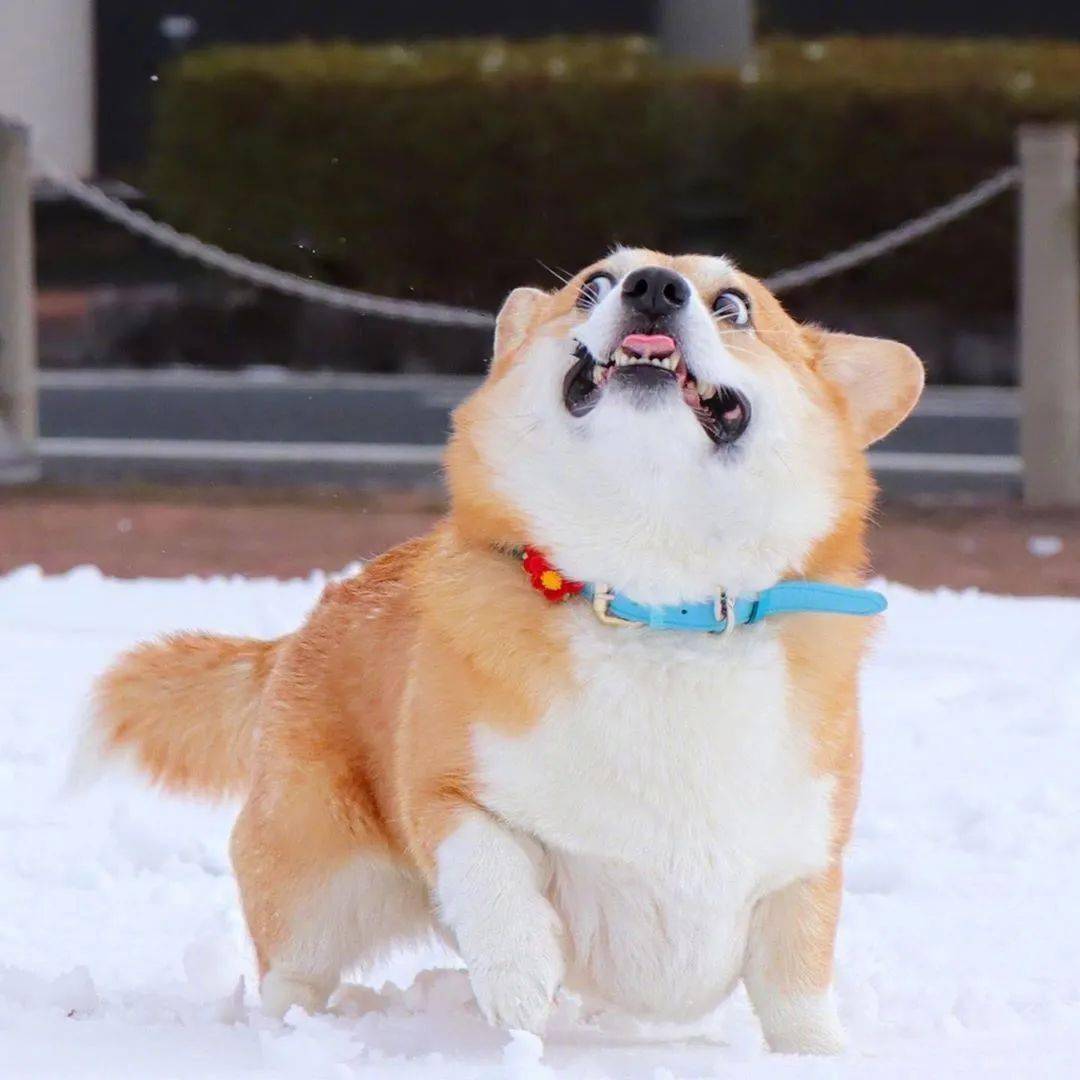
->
[0, 117, 40, 483]
[659, 0, 754, 69]
[1018, 124, 1080, 507]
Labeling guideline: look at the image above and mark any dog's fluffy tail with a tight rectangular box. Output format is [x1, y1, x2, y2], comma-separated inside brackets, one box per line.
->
[71, 633, 283, 798]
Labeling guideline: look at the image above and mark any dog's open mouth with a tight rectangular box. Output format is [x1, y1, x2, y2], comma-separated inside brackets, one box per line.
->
[563, 333, 751, 446]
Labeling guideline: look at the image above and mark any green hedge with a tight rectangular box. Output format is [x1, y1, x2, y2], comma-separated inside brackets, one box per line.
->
[148, 35, 1080, 315]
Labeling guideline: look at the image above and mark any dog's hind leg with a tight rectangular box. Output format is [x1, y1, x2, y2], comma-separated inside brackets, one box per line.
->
[231, 779, 432, 1018]
[743, 865, 846, 1055]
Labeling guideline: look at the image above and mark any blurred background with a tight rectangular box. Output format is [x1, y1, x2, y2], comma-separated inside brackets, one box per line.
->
[1, 0, 1078, 593]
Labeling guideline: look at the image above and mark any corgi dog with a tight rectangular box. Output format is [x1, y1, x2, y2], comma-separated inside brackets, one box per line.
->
[82, 249, 922, 1055]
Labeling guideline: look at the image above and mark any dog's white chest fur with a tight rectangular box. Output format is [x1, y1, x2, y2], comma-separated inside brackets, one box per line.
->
[473, 615, 835, 1018]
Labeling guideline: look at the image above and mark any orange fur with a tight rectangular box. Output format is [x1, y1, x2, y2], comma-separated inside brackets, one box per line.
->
[84, 251, 921, 1037]
[91, 632, 280, 797]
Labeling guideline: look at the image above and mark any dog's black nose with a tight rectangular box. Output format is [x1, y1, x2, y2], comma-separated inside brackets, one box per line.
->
[622, 267, 689, 319]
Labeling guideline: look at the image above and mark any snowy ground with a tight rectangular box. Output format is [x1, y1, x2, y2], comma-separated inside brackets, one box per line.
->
[1, 565, 1078, 1078]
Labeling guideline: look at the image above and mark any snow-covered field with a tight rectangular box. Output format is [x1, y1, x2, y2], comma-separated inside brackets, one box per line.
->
[1, 565, 1078, 1078]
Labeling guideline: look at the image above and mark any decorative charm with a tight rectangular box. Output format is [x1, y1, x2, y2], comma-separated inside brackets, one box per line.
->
[521, 546, 584, 603]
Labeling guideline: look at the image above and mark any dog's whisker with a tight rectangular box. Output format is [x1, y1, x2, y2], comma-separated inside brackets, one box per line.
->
[536, 259, 575, 288]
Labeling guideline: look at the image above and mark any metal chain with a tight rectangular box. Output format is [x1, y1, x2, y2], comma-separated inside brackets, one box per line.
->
[763, 166, 1019, 293]
[37, 156, 1019, 317]
[35, 160, 496, 328]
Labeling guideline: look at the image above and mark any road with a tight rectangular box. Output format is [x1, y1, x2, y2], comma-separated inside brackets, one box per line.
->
[37, 370, 1020, 494]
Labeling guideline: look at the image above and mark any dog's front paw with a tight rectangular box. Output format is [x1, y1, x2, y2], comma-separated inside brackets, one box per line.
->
[469, 953, 561, 1033]
[465, 904, 564, 1034]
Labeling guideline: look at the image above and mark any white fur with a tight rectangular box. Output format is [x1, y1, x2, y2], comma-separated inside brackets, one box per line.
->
[440, 252, 852, 1050]
[63, 705, 141, 795]
[435, 813, 564, 1033]
[471, 252, 841, 603]
[745, 988, 846, 1056]
[261, 855, 431, 1019]
[470, 613, 835, 1030]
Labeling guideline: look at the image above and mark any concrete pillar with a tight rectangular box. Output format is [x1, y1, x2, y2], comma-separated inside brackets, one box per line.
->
[1018, 125, 1080, 506]
[659, 0, 755, 69]
[0, 118, 39, 483]
[0, 0, 95, 177]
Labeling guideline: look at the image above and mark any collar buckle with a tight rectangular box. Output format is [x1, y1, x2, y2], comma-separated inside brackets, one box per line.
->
[591, 584, 644, 628]
[714, 590, 736, 636]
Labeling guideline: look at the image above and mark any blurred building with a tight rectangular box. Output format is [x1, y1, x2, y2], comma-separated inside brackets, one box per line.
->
[2, 2, 1078, 179]
[97, 2, 1080, 174]
[95, 1, 1080, 175]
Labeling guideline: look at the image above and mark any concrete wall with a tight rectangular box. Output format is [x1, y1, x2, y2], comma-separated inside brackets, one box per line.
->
[0, 0, 95, 176]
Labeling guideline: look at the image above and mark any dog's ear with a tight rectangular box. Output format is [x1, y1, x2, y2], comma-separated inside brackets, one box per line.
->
[818, 332, 924, 447]
[492, 287, 546, 366]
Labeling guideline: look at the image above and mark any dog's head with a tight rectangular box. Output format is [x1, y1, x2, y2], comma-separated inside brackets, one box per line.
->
[448, 249, 923, 601]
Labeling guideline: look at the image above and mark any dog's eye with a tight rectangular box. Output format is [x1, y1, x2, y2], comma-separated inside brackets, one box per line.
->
[713, 289, 751, 327]
[578, 272, 615, 308]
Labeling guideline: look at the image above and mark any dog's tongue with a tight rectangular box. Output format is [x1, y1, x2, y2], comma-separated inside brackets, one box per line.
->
[621, 334, 676, 360]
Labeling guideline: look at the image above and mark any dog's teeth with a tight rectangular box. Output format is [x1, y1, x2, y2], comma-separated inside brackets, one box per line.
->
[607, 349, 682, 369]
[697, 381, 716, 400]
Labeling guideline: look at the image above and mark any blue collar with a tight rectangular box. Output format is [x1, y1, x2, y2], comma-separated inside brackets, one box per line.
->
[583, 579, 886, 633]
[508, 545, 885, 633]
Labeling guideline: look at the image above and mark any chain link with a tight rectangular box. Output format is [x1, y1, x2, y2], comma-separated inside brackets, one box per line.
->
[37, 157, 1020, 317]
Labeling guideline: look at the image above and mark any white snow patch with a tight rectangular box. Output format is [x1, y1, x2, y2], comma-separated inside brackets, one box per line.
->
[1, 568, 1079, 1076]
[1028, 535, 1064, 559]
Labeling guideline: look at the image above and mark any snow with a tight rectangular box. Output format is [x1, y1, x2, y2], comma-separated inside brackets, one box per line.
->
[1, 564, 1079, 1078]
[1028, 535, 1065, 559]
